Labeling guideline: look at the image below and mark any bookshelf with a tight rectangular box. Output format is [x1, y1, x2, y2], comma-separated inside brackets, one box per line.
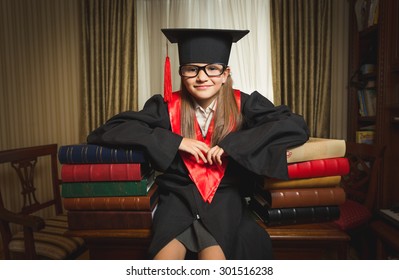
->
[347, 0, 399, 209]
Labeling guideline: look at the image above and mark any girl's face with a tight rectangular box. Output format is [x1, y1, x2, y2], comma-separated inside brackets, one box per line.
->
[181, 63, 230, 108]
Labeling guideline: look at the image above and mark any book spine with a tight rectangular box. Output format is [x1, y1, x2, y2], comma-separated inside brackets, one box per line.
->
[63, 185, 158, 211]
[61, 163, 148, 182]
[358, 90, 367, 116]
[356, 130, 374, 144]
[363, 89, 377, 116]
[287, 157, 350, 179]
[58, 144, 146, 164]
[61, 172, 155, 197]
[264, 175, 342, 189]
[286, 138, 346, 163]
[67, 210, 154, 230]
[269, 187, 346, 208]
[250, 201, 340, 226]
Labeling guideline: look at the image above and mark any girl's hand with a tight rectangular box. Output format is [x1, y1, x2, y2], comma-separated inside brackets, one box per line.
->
[207, 145, 225, 165]
[178, 138, 210, 163]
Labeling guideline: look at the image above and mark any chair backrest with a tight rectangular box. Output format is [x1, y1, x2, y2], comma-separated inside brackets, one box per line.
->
[0, 144, 62, 216]
[341, 142, 385, 211]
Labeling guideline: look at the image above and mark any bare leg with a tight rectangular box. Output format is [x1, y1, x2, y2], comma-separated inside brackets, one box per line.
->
[198, 245, 226, 260]
[153, 239, 187, 260]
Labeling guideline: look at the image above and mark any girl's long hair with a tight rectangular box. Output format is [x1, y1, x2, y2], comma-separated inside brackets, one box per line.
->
[180, 75, 242, 146]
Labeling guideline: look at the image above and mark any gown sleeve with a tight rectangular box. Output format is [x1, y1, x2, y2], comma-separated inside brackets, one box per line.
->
[218, 91, 310, 179]
[86, 94, 183, 171]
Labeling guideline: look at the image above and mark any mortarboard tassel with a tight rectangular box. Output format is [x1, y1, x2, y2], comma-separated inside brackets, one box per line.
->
[163, 43, 172, 103]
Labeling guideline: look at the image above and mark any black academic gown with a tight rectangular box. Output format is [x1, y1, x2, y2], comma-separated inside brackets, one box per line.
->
[87, 91, 309, 259]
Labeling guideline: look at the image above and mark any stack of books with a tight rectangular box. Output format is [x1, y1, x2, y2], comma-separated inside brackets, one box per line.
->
[250, 138, 349, 226]
[58, 144, 158, 231]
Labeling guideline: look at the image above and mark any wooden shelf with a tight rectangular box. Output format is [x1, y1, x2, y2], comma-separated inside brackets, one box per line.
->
[359, 24, 378, 37]
[358, 116, 376, 122]
[348, 0, 399, 210]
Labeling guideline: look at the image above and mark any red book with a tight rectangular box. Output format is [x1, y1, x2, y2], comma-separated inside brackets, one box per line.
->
[287, 157, 350, 179]
[61, 163, 151, 182]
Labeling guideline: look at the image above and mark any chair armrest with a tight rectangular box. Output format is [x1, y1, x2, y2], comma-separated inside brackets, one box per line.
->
[0, 208, 45, 231]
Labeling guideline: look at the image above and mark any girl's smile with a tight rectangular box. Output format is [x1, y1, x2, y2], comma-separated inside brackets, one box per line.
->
[182, 63, 229, 108]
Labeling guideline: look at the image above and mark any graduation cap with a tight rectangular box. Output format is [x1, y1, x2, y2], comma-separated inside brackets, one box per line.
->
[161, 28, 249, 103]
[161, 28, 249, 65]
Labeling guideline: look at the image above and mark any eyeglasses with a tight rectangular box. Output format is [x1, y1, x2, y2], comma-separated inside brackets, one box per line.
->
[179, 63, 227, 78]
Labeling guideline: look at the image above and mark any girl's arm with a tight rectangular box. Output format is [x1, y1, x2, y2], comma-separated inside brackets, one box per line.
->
[218, 91, 309, 179]
[87, 94, 183, 171]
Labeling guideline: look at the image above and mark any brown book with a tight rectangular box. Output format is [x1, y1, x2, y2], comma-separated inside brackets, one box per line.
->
[63, 184, 158, 211]
[67, 208, 156, 230]
[264, 176, 342, 190]
[269, 186, 346, 208]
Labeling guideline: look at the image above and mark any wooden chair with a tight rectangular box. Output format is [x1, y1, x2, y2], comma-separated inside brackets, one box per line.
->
[0, 144, 86, 259]
[334, 142, 385, 258]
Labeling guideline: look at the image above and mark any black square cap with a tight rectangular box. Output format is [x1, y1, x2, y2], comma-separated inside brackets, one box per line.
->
[161, 28, 249, 65]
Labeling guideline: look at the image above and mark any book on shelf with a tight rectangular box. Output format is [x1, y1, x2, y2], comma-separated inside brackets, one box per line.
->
[356, 86, 376, 118]
[360, 64, 376, 75]
[286, 138, 346, 163]
[58, 144, 147, 164]
[63, 183, 159, 211]
[366, 89, 377, 116]
[250, 200, 340, 226]
[264, 175, 342, 190]
[368, 0, 379, 27]
[267, 186, 346, 208]
[358, 90, 367, 116]
[61, 162, 152, 182]
[61, 171, 155, 197]
[356, 130, 374, 144]
[286, 157, 350, 179]
[67, 207, 157, 230]
[363, 89, 377, 116]
[354, 0, 379, 31]
[354, 0, 368, 31]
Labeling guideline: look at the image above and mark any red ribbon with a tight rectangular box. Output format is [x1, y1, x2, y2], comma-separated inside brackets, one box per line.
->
[164, 56, 172, 103]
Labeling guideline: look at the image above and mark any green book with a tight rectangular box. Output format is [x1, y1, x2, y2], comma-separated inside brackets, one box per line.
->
[61, 172, 155, 197]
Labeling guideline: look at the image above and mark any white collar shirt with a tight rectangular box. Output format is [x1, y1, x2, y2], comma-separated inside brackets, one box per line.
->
[194, 99, 217, 138]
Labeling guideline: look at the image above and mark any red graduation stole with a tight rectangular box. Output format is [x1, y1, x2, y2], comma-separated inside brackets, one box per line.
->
[167, 90, 241, 203]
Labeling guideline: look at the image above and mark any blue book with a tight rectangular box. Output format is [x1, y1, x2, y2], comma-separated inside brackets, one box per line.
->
[58, 144, 147, 164]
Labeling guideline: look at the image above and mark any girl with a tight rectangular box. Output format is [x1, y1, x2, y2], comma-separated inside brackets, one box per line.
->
[87, 28, 309, 260]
